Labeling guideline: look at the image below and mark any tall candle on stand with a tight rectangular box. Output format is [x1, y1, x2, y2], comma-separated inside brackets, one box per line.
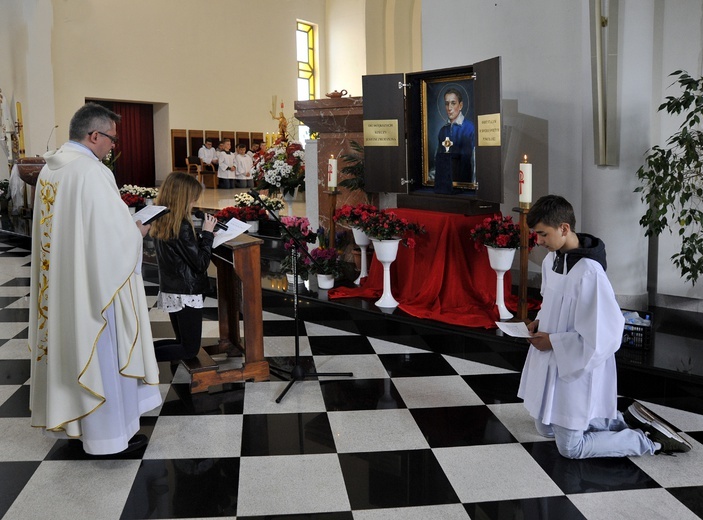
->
[328, 155, 338, 188]
[519, 155, 532, 209]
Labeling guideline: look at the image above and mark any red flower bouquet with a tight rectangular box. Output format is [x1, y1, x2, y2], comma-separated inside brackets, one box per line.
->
[357, 210, 424, 248]
[213, 205, 266, 222]
[469, 214, 537, 251]
[121, 192, 144, 207]
[333, 203, 379, 228]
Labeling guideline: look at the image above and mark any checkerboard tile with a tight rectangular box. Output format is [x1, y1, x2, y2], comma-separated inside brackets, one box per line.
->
[1, 234, 703, 520]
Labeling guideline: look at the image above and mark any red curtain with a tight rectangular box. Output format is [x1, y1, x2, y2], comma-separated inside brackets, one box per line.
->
[111, 102, 155, 187]
[330, 208, 536, 329]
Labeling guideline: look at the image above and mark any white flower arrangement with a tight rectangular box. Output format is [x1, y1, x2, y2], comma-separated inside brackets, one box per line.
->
[141, 187, 159, 199]
[233, 193, 257, 207]
[253, 140, 305, 196]
[259, 194, 285, 211]
[119, 184, 142, 195]
[119, 184, 158, 199]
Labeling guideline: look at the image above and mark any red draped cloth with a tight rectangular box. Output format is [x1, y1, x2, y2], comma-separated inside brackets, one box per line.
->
[329, 208, 523, 329]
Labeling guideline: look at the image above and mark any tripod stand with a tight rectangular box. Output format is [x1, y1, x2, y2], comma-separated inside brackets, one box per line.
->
[248, 190, 353, 403]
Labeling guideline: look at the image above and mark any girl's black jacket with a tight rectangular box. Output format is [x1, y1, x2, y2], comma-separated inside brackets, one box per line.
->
[154, 219, 214, 295]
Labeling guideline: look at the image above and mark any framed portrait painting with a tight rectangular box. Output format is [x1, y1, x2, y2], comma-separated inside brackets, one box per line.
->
[422, 74, 477, 193]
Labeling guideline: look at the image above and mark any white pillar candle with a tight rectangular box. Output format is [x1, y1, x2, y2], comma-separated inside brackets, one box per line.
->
[328, 155, 338, 188]
[519, 155, 532, 205]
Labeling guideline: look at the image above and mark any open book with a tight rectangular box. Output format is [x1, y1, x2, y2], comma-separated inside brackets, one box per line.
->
[213, 218, 252, 248]
[132, 205, 170, 225]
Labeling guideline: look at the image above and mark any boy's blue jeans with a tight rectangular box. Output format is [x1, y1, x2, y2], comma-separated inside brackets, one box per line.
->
[535, 412, 657, 459]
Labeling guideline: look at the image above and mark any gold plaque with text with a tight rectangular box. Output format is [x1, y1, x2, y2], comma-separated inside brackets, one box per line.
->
[363, 119, 399, 147]
[477, 113, 501, 146]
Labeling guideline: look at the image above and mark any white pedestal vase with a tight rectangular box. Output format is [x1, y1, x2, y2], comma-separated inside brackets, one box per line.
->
[486, 246, 516, 320]
[351, 227, 371, 285]
[268, 209, 279, 221]
[370, 238, 400, 308]
[128, 207, 137, 215]
[283, 192, 295, 216]
[316, 273, 335, 289]
[246, 220, 259, 233]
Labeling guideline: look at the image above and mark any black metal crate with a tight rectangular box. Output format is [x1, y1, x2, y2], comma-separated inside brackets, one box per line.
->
[621, 309, 653, 350]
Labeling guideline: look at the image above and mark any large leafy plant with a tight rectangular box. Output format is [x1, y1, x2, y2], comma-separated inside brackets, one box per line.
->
[338, 140, 372, 203]
[636, 70, 703, 285]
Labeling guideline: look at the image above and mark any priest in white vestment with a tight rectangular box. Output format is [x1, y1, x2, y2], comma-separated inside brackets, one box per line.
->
[28, 103, 161, 455]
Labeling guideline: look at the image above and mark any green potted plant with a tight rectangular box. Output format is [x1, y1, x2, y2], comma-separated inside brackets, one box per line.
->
[338, 141, 371, 202]
[635, 70, 703, 285]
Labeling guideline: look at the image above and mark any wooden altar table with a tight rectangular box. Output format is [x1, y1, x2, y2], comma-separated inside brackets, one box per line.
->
[183, 233, 269, 392]
[329, 208, 521, 329]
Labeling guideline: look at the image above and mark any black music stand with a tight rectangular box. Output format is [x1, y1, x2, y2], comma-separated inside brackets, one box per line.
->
[248, 190, 353, 403]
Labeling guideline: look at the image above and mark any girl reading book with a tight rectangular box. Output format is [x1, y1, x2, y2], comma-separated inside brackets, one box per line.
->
[149, 172, 218, 362]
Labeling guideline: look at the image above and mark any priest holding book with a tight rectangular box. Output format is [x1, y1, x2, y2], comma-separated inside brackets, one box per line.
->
[28, 103, 161, 455]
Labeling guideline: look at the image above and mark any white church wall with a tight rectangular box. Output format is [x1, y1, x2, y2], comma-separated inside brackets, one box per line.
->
[326, 0, 366, 97]
[0, 0, 56, 162]
[48, 0, 327, 182]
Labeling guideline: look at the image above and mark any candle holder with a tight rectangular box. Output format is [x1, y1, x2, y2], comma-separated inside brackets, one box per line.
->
[514, 205, 531, 322]
[324, 189, 341, 249]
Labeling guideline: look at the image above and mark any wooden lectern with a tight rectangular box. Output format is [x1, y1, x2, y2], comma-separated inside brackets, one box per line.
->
[183, 233, 269, 392]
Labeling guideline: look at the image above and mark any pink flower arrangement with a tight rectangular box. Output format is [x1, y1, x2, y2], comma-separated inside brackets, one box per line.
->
[309, 247, 342, 276]
[333, 203, 379, 228]
[278, 216, 317, 278]
[469, 214, 537, 251]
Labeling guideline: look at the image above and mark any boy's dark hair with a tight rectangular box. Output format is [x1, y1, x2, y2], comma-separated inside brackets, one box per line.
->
[236, 143, 246, 150]
[526, 195, 576, 230]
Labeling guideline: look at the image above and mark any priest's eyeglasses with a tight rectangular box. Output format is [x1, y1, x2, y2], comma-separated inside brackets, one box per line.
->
[91, 130, 119, 144]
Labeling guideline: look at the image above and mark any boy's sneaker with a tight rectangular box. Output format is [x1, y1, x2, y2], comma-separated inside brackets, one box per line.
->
[624, 402, 692, 454]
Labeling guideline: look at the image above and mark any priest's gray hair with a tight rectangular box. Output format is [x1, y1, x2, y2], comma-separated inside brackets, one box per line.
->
[69, 103, 121, 141]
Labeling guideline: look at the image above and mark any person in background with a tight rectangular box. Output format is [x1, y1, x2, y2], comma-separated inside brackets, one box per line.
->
[518, 195, 691, 458]
[247, 142, 260, 158]
[234, 142, 254, 188]
[149, 172, 217, 363]
[28, 102, 161, 455]
[197, 139, 218, 172]
[217, 138, 235, 189]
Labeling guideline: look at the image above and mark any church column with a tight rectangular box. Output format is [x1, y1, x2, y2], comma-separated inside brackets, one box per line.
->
[294, 97, 366, 232]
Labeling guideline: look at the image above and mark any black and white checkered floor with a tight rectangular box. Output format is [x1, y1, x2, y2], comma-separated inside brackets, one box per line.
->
[2, 232, 703, 520]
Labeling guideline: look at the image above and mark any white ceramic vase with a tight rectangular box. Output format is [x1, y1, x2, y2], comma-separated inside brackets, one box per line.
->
[317, 273, 335, 290]
[486, 246, 516, 320]
[246, 220, 259, 234]
[351, 227, 371, 285]
[285, 272, 305, 293]
[371, 238, 401, 308]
